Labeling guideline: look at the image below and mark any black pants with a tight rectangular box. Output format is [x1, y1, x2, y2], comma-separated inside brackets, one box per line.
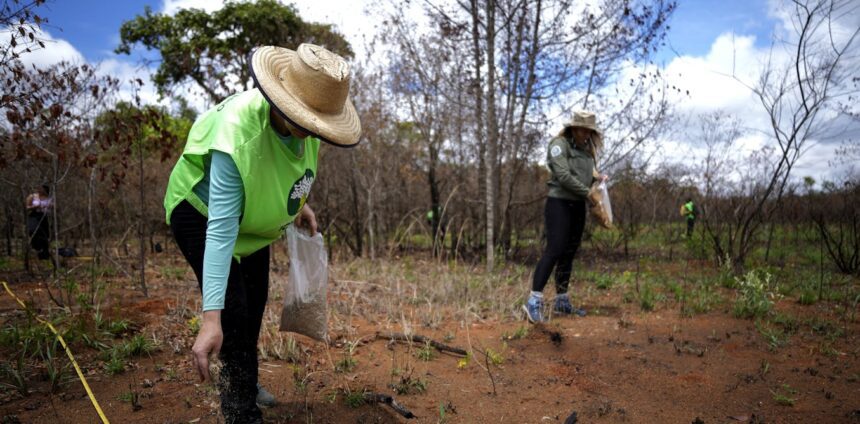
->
[532, 197, 586, 294]
[170, 201, 269, 424]
[27, 212, 50, 260]
[686, 218, 695, 237]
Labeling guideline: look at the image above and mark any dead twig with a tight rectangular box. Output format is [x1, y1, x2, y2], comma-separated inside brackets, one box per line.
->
[375, 332, 467, 356]
[363, 392, 416, 419]
[483, 349, 497, 396]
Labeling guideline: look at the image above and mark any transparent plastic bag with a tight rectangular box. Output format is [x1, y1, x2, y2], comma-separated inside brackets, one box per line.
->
[279, 225, 329, 342]
[588, 181, 613, 229]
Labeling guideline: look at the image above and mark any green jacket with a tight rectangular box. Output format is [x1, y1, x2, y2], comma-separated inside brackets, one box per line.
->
[683, 201, 696, 220]
[546, 136, 595, 201]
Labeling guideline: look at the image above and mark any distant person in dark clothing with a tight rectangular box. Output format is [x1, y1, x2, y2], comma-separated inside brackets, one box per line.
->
[25, 184, 52, 260]
[681, 198, 696, 237]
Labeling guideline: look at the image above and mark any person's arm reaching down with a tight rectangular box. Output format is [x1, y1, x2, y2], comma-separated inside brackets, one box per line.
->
[193, 150, 243, 382]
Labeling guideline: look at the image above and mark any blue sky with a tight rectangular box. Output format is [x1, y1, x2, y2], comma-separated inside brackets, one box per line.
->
[39, 0, 779, 63]
[659, 0, 778, 62]
[25, 0, 855, 180]
[39, 0, 158, 62]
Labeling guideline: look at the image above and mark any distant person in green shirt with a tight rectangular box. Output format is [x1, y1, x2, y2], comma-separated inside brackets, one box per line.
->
[524, 111, 608, 323]
[681, 198, 696, 237]
[164, 44, 360, 424]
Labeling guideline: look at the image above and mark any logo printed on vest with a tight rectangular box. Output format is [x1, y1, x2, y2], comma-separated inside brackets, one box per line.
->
[288, 169, 315, 216]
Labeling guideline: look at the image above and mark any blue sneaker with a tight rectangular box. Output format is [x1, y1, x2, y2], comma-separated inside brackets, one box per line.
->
[256, 383, 277, 408]
[554, 296, 586, 317]
[523, 296, 544, 323]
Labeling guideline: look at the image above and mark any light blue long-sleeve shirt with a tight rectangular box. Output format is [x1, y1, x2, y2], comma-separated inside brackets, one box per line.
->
[193, 136, 304, 311]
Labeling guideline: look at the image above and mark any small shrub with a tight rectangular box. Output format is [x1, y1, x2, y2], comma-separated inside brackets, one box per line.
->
[40, 340, 69, 393]
[123, 335, 157, 357]
[416, 341, 434, 361]
[503, 326, 529, 340]
[755, 320, 789, 351]
[771, 313, 799, 334]
[117, 389, 142, 411]
[344, 390, 366, 408]
[335, 355, 357, 373]
[798, 289, 817, 305]
[391, 375, 427, 395]
[187, 317, 200, 336]
[682, 281, 722, 316]
[639, 283, 657, 312]
[808, 318, 845, 341]
[104, 352, 125, 375]
[486, 348, 504, 365]
[622, 291, 635, 304]
[733, 270, 776, 319]
[594, 274, 614, 290]
[457, 352, 472, 370]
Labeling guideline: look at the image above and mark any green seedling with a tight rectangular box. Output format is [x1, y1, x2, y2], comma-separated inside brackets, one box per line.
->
[486, 348, 504, 366]
[391, 374, 427, 395]
[122, 335, 157, 357]
[416, 341, 434, 362]
[345, 390, 366, 408]
[335, 355, 357, 373]
[771, 384, 797, 406]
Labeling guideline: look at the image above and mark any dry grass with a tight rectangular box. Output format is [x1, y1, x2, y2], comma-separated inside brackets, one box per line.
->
[326, 257, 529, 331]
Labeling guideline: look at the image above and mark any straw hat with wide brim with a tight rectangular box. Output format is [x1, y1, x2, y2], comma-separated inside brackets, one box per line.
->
[249, 44, 361, 147]
[562, 110, 603, 152]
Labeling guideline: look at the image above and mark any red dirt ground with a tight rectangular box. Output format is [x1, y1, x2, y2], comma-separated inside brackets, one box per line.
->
[1, 260, 858, 424]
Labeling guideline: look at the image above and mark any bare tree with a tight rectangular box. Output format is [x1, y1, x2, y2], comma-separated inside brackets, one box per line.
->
[711, 0, 860, 270]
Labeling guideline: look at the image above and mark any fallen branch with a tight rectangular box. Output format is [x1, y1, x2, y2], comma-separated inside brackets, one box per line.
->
[363, 392, 416, 419]
[376, 332, 467, 356]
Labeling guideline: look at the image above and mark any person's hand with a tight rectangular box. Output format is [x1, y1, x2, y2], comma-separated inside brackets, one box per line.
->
[600, 174, 609, 182]
[191, 310, 223, 384]
[295, 204, 318, 236]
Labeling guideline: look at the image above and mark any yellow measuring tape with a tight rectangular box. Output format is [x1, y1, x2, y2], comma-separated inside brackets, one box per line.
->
[2, 281, 110, 423]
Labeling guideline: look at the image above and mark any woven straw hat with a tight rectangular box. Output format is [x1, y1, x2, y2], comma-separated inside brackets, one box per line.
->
[250, 44, 361, 147]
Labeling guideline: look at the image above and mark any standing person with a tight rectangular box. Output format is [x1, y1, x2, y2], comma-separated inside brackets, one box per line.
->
[164, 44, 360, 423]
[524, 111, 607, 323]
[681, 198, 696, 237]
[25, 184, 52, 260]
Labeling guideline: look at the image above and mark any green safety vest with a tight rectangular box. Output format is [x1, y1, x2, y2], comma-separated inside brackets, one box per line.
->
[684, 202, 695, 220]
[163, 89, 319, 258]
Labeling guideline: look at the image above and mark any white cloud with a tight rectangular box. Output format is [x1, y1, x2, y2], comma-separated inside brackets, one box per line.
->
[2, 27, 86, 68]
[97, 59, 165, 106]
[162, 0, 225, 14]
[645, 22, 858, 182]
[159, 0, 395, 59]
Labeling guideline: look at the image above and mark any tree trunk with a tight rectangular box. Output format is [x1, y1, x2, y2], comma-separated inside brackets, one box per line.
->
[367, 182, 376, 260]
[350, 164, 364, 257]
[4, 205, 12, 256]
[484, 0, 498, 271]
[470, 0, 486, 256]
[428, 142, 441, 256]
[88, 167, 100, 303]
[137, 142, 148, 297]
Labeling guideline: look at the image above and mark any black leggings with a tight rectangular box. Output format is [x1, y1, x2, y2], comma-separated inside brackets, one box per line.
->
[170, 201, 269, 424]
[532, 197, 586, 294]
[27, 212, 50, 259]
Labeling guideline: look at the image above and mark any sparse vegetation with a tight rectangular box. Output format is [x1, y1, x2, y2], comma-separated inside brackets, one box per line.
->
[771, 384, 798, 406]
[733, 270, 777, 319]
[0, 0, 857, 422]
